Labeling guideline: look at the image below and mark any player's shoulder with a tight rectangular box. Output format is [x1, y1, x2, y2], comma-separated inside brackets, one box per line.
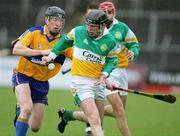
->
[115, 21, 129, 29]
[104, 31, 117, 45]
[28, 26, 43, 32]
[19, 26, 43, 39]
[73, 25, 87, 36]
[106, 31, 116, 40]
[105, 29, 116, 39]
[74, 25, 85, 31]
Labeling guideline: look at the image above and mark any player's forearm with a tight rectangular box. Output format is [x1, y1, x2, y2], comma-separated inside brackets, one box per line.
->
[129, 43, 140, 58]
[12, 41, 48, 56]
[125, 43, 140, 58]
[102, 56, 117, 77]
[51, 35, 73, 57]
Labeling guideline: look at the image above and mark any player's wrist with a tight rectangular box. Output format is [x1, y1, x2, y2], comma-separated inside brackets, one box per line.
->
[48, 52, 57, 60]
[101, 72, 109, 78]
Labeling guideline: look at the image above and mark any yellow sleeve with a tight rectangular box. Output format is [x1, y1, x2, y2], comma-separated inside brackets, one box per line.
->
[62, 47, 74, 60]
[19, 30, 34, 47]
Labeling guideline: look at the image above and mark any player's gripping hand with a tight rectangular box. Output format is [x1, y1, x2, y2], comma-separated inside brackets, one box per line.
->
[105, 79, 118, 91]
[95, 73, 106, 86]
[42, 56, 53, 63]
[126, 50, 134, 60]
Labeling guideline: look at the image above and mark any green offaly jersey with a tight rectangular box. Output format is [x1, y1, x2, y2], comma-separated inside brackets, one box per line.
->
[51, 26, 118, 78]
[109, 19, 140, 68]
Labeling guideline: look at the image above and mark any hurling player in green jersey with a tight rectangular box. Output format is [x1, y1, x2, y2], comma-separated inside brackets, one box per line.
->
[43, 10, 118, 136]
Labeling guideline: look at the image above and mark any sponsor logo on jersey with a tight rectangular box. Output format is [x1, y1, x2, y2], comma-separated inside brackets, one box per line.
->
[114, 31, 122, 39]
[26, 56, 45, 65]
[82, 51, 104, 64]
[100, 44, 107, 52]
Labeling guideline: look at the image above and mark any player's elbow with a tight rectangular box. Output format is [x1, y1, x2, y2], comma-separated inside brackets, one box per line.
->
[11, 39, 19, 55]
[12, 47, 18, 55]
[12, 41, 22, 55]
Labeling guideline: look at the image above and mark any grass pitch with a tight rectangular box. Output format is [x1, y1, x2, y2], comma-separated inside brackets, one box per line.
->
[0, 86, 179, 136]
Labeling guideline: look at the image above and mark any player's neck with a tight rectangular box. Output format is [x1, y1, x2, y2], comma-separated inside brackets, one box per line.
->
[46, 30, 56, 39]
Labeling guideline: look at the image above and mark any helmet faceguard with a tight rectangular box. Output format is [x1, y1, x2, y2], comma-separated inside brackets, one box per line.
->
[85, 9, 108, 38]
[86, 24, 104, 38]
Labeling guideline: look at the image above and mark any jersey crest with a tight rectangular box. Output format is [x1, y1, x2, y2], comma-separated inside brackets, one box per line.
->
[100, 44, 107, 52]
[114, 31, 122, 39]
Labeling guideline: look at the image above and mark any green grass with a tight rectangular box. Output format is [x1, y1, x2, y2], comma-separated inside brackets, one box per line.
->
[0, 86, 180, 136]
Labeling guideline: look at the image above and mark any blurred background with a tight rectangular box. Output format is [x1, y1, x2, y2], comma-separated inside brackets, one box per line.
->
[0, 0, 180, 93]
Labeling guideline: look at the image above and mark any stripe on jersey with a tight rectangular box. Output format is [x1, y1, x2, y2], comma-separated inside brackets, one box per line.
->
[108, 44, 121, 57]
[125, 29, 138, 43]
[125, 37, 138, 43]
[71, 57, 103, 78]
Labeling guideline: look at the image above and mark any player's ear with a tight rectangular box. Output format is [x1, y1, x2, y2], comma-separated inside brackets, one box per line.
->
[113, 11, 116, 17]
[45, 17, 49, 25]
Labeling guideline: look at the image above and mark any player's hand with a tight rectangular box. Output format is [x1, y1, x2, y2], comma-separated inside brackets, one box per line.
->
[95, 73, 106, 85]
[41, 49, 51, 56]
[105, 79, 118, 91]
[42, 56, 53, 63]
[127, 50, 134, 60]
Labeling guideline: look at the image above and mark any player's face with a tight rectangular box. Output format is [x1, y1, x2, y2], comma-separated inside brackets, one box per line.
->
[86, 24, 105, 38]
[45, 16, 65, 36]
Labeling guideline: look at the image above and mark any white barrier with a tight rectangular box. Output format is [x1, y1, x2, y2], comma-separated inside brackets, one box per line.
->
[0, 56, 71, 89]
[0, 56, 146, 90]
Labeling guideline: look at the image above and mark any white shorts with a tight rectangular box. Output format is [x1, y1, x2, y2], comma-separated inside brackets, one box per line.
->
[105, 68, 128, 96]
[70, 76, 106, 105]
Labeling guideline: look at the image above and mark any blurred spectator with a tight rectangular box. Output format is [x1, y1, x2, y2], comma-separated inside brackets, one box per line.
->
[20, 0, 32, 22]
[0, 27, 8, 52]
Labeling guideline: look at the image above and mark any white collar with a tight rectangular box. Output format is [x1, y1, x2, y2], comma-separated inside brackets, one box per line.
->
[108, 18, 118, 30]
[112, 18, 119, 25]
